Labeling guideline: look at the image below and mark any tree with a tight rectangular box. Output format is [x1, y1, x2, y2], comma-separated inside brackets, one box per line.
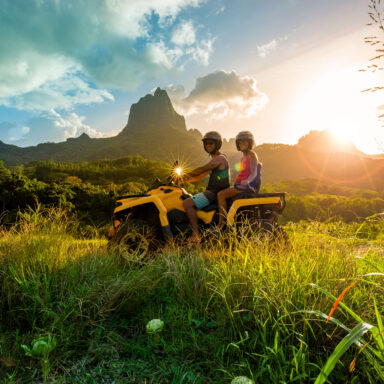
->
[361, 0, 384, 149]
[362, 0, 384, 96]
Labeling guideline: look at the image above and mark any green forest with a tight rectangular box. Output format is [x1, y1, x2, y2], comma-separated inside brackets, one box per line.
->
[1, 158, 384, 230]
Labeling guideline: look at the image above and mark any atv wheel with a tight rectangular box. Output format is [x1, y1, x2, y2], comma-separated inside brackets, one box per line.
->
[109, 219, 160, 259]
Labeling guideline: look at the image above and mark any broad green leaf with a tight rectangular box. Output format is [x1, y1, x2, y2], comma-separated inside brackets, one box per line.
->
[372, 297, 384, 353]
[315, 322, 373, 384]
[300, 310, 384, 375]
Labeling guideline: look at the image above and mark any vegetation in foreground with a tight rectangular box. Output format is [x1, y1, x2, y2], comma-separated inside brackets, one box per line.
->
[0, 209, 383, 383]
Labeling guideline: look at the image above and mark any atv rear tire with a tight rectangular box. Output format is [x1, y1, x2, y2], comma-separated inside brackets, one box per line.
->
[109, 219, 160, 259]
[238, 219, 290, 247]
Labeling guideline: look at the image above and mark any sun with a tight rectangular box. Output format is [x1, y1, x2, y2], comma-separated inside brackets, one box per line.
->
[327, 122, 351, 142]
[286, 65, 382, 154]
[326, 118, 361, 150]
[325, 127, 357, 153]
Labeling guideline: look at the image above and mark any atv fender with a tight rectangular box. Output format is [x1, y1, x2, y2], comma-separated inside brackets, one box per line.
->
[227, 196, 283, 226]
[115, 196, 173, 239]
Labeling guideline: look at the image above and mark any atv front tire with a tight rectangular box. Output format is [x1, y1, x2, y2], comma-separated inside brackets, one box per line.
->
[109, 219, 160, 259]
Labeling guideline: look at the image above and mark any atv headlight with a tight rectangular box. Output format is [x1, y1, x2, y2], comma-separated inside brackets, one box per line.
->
[175, 167, 182, 176]
[172, 166, 183, 178]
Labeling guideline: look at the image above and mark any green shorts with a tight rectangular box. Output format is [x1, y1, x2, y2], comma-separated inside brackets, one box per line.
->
[191, 192, 211, 209]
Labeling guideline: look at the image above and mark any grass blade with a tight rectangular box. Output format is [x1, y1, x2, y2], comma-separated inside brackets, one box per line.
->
[310, 283, 364, 323]
[314, 322, 374, 384]
[326, 281, 357, 322]
[372, 297, 384, 353]
[356, 256, 382, 272]
[298, 310, 352, 334]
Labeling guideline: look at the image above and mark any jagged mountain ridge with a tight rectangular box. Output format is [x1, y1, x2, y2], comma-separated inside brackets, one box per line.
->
[1, 88, 384, 190]
[120, 88, 187, 136]
[0, 88, 205, 165]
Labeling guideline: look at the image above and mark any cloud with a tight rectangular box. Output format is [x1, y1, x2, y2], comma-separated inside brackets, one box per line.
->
[214, 6, 225, 16]
[0, 64, 114, 111]
[257, 40, 278, 58]
[168, 70, 268, 119]
[0, 122, 29, 143]
[147, 42, 182, 69]
[164, 84, 186, 100]
[51, 111, 104, 140]
[0, 0, 212, 111]
[186, 39, 214, 66]
[0, 53, 74, 99]
[104, 0, 203, 38]
[257, 36, 288, 58]
[0, 111, 109, 146]
[171, 20, 196, 46]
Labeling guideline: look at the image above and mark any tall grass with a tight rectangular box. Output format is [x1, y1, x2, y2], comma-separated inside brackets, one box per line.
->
[0, 209, 383, 383]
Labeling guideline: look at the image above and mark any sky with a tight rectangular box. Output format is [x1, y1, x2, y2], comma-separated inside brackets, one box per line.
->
[0, 0, 383, 154]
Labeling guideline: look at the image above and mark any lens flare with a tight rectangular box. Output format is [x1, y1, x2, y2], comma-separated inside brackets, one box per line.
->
[171, 165, 184, 180]
[167, 159, 190, 183]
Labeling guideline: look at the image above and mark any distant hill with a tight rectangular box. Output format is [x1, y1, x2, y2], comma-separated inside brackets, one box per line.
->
[254, 143, 384, 190]
[220, 130, 384, 190]
[1, 88, 384, 190]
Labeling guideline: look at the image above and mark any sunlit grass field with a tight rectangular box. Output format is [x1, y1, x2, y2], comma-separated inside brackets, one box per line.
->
[0, 209, 383, 383]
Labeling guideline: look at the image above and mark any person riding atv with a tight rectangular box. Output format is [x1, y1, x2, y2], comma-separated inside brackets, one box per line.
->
[180, 131, 229, 243]
[217, 131, 258, 229]
[107, 142, 288, 256]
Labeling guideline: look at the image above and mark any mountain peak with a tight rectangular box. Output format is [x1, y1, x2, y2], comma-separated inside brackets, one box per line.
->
[66, 132, 90, 142]
[154, 87, 166, 97]
[78, 132, 90, 140]
[119, 88, 186, 136]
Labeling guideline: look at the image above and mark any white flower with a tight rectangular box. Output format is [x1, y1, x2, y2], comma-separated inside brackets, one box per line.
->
[231, 377, 254, 384]
[146, 319, 164, 334]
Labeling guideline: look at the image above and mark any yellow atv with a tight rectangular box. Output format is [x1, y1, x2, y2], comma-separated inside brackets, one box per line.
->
[107, 163, 287, 254]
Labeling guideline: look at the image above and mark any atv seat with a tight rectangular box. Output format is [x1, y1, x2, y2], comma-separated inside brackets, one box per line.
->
[200, 191, 260, 211]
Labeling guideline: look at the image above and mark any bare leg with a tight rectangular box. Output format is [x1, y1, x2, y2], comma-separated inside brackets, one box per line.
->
[183, 198, 200, 241]
[217, 187, 241, 228]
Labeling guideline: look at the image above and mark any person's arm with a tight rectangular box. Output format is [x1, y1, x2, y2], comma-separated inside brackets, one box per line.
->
[183, 170, 210, 183]
[240, 151, 258, 185]
[181, 156, 224, 183]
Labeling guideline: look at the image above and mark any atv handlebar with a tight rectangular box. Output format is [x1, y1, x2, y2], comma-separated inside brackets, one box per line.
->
[148, 176, 185, 191]
[147, 161, 190, 193]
